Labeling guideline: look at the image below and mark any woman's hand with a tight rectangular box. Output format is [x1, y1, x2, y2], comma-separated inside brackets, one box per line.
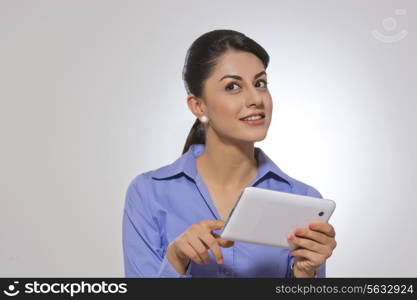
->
[287, 221, 337, 277]
[167, 219, 234, 275]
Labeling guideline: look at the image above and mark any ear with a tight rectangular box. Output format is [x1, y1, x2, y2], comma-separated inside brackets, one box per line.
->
[187, 93, 206, 118]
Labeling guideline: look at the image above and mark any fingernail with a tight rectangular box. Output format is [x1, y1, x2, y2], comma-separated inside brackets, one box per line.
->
[287, 233, 294, 240]
[295, 228, 302, 235]
[309, 223, 316, 229]
[217, 259, 224, 264]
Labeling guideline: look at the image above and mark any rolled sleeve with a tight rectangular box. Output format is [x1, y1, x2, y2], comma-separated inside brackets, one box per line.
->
[286, 254, 295, 278]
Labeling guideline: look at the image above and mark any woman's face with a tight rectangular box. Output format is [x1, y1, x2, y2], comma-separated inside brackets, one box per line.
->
[199, 49, 273, 144]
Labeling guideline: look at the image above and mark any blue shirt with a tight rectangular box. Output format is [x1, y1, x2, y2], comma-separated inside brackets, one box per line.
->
[122, 143, 326, 278]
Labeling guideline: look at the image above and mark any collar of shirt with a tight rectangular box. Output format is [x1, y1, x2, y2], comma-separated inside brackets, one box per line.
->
[150, 143, 293, 189]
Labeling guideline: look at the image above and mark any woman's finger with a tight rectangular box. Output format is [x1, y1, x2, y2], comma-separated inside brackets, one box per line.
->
[200, 232, 224, 264]
[201, 219, 226, 231]
[287, 234, 329, 255]
[293, 226, 332, 246]
[291, 248, 326, 266]
[212, 233, 234, 248]
[309, 222, 336, 238]
[178, 240, 204, 265]
[187, 232, 211, 264]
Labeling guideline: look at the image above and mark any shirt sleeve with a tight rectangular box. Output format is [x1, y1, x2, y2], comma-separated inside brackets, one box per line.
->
[122, 174, 192, 278]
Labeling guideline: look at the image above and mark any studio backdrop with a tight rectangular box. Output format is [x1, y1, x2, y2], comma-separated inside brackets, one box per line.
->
[1, 0, 416, 277]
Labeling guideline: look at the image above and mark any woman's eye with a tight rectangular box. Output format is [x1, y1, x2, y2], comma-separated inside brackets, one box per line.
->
[225, 80, 268, 91]
[225, 82, 240, 91]
[256, 79, 268, 88]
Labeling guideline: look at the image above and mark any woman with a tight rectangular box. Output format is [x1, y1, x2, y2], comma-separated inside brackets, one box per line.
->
[122, 29, 337, 278]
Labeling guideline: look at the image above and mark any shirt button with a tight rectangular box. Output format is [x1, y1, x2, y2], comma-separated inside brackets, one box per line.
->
[223, 268, 232, 276]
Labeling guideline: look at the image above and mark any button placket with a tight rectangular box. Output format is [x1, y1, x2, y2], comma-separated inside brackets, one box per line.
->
[219, 245, 234, 277]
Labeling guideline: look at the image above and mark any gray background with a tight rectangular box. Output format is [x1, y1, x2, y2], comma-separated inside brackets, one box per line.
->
[1, 0, 416, 277]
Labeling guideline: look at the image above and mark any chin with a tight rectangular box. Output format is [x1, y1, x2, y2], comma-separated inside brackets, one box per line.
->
[224, 128, 269, 144]
[253, 136, 267, 142]
[242, 133, 268, 143]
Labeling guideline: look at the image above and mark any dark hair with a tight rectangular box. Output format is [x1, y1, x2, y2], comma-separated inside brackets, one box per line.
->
[181, 29, 270, 154]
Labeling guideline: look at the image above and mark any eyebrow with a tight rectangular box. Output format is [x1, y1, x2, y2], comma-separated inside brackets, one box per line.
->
[219, 71, 266, 82]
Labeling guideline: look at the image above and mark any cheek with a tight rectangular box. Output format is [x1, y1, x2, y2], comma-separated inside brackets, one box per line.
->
[265, 96, 273, 109]
[265, 99, 273, 117]
[211, 101, 240, 119]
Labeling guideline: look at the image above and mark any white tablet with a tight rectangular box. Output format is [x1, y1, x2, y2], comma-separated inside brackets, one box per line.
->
[219, 186, 336, 249]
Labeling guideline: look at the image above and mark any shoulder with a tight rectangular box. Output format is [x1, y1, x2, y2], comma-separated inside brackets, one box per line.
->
[125, 161, 175, 200]
[124, 170, 158, 207]
[257, 147, 322, 198]
[124, 169, 166, 218]
[127, 157, 174, 185]
[282, 172, 323, 199]
[126, 171, 151, 192]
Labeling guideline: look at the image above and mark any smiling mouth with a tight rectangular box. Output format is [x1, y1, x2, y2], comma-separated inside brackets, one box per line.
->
[239, 116, 266, 126]
[239, 115, 265, 121]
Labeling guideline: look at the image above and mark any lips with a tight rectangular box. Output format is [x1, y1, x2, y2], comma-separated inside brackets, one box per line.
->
[240, 116, 266, 125]
[239, 112, 265, 120]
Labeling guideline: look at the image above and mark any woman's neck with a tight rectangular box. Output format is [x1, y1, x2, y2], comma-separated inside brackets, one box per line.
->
[195, 141, 258, 191]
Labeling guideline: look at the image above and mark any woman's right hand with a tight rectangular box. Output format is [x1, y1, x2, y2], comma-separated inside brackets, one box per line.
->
[167, 219, 234, 274]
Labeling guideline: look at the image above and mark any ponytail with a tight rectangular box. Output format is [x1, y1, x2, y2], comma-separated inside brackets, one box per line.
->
[182, 118, 206, 154]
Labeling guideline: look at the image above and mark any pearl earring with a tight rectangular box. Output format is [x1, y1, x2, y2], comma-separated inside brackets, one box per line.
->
[199, 115, 208, 123]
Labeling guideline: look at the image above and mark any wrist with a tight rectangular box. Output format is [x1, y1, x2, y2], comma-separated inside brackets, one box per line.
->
[167, 242, 190, 275]
[291, 262, 317, 278]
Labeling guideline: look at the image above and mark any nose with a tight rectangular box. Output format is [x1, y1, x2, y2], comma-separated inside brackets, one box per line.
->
[245, 84, 263, 107]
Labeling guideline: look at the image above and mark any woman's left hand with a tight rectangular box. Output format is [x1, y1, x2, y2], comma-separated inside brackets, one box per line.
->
[287, 221, 337, 277]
